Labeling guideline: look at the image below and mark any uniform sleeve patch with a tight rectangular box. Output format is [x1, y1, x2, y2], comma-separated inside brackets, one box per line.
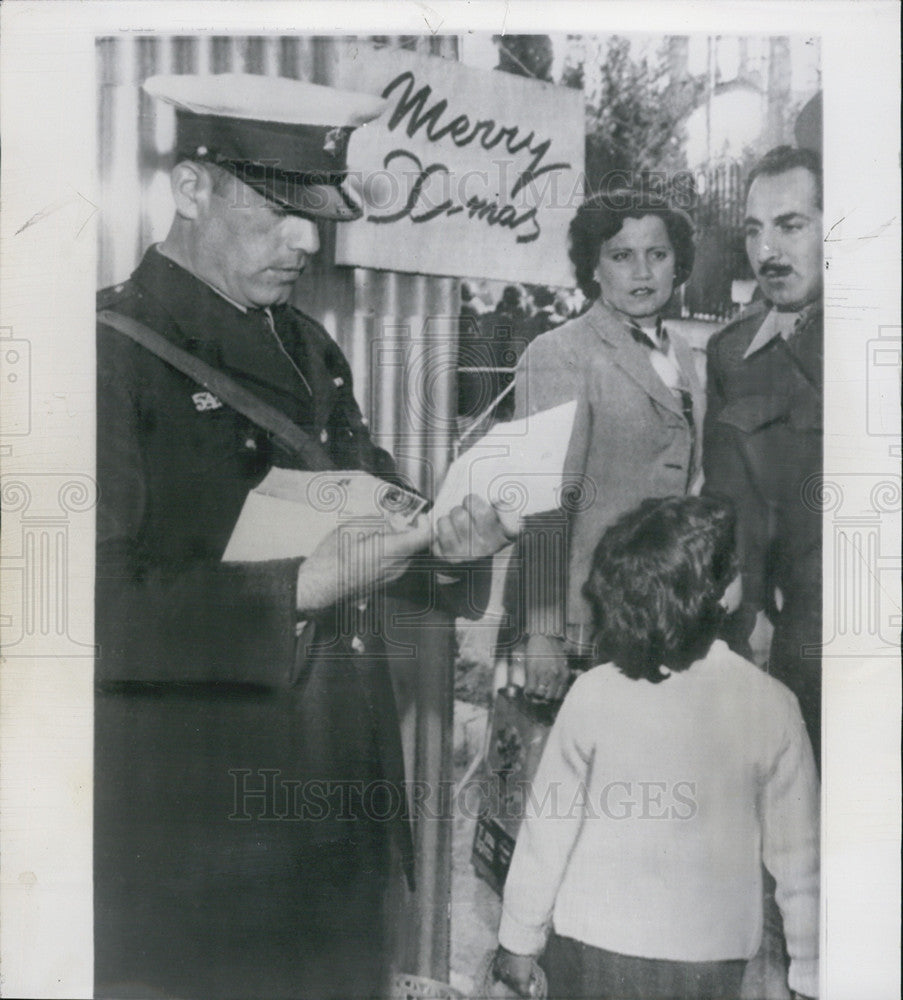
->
[192, 391, 223, 412]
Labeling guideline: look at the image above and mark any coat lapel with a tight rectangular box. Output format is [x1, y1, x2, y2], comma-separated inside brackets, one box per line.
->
[671, 332, 705, 429]
[585, 301, 684, 417]
[267, 304, 338, 451]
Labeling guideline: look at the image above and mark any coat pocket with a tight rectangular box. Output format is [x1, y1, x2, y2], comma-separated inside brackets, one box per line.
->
[716, 393, 791, 434]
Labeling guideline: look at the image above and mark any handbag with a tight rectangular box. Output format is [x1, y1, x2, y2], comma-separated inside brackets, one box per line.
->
[470, 680, 558, 895]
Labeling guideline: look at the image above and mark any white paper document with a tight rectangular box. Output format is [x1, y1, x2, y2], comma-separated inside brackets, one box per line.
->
[432, 399, 578, 531]
[222, 468, 426, 562]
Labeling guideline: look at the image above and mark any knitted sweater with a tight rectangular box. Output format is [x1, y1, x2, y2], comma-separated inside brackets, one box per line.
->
[498, 641, 819, 998]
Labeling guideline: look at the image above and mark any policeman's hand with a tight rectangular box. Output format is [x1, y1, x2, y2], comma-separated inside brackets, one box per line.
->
[513, 634, 570, 702]
[432, 494, 515, 564]
[296, 517, 431, 613]
[492, 946, 539, 998]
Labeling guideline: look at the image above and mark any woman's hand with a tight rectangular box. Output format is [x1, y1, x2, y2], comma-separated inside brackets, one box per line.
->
[513, 634, 570, 703]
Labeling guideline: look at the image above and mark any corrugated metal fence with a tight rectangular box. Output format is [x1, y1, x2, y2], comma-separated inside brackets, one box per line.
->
[97, 33, 463, 983]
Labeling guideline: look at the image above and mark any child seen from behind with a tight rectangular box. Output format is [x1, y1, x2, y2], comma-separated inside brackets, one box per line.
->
[493, 495, 819, 1000]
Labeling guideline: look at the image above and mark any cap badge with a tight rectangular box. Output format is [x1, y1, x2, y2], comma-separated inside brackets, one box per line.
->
[323, 126, 349, 160]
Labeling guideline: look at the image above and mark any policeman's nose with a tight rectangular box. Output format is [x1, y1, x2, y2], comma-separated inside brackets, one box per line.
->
[285, 217, 320, 255]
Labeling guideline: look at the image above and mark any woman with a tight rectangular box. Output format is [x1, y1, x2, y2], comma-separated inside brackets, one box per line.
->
[505, 185, 703, 699]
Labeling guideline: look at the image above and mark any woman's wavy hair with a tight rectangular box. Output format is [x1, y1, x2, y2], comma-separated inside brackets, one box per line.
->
[582, 496, 738, 683]
[568, 186, 696, 302]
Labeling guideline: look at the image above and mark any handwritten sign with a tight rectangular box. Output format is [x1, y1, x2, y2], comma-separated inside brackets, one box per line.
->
[333, 42, 584, 287]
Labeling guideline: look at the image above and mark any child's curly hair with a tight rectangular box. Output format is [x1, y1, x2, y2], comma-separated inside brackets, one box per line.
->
[582, 496, 738, 683]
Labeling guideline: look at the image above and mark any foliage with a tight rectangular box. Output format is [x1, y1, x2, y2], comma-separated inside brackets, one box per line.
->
[492, 34, 703, 198]
[571, 36, 704, 193]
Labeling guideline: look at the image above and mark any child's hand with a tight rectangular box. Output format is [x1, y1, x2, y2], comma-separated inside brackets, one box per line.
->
[492, 945, 537, 997]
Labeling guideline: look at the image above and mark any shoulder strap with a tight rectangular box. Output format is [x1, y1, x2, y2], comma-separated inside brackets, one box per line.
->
[98, 308, 336, 470]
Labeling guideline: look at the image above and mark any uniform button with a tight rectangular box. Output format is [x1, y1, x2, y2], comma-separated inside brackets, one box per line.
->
[244, 438, 258, 450]
[351, 635, 365, 654]
[320, 429, 329, 443]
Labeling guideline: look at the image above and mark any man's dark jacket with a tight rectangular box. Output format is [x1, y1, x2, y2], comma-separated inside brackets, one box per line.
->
[703, 299, 823, 760]
[94, 247, 475, 998]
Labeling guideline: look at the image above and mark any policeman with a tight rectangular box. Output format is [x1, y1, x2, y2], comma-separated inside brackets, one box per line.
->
[95, 73, 508, 999]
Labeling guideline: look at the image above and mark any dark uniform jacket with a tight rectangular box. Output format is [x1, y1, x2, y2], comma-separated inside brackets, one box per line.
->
[703, 299, 823, 758]
[94, 247, 449, 998]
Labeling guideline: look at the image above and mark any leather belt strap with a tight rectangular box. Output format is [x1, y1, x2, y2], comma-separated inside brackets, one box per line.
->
[99, 308, 336, 470]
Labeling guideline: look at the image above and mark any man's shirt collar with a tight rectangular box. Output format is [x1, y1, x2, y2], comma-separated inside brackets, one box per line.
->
[204, 280, 250, 314]
[742, 301, 820, 359]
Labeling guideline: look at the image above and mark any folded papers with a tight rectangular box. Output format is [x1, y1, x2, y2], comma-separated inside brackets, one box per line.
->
[223, 400, 577, 560]
[222, 468, 426, 562]
[432, 399, 577, 534]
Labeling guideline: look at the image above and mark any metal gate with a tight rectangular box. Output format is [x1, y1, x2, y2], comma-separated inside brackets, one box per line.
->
[683, 158, 752, 321]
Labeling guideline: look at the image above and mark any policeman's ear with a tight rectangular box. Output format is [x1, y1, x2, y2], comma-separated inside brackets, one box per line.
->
[170, 161, 213, 221]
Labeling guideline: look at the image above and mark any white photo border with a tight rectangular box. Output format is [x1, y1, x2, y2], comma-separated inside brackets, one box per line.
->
[1, 2, 900, 997]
